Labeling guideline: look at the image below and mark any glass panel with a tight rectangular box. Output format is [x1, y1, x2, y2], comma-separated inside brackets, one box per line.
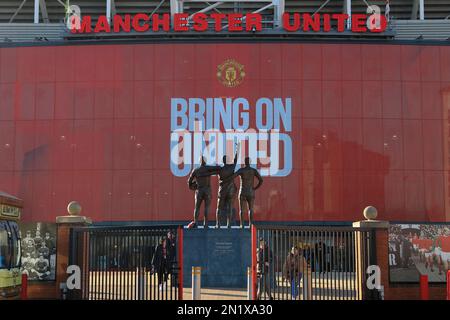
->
[0, 221, 10, 269]
[9, 222, 21, 268]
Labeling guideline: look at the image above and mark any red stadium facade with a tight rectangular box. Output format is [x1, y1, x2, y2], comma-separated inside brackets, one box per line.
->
[0, 42, 450, 224]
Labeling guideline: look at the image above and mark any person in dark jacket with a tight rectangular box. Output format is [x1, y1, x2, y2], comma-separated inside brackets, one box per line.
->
[167, 231, 177, 287]
[314, 241, 326, 273]
[257, 238, 273, 300]
[283, 246, 307, 299]
[167, 231, 176, 262]
[152, 236, 171, 291]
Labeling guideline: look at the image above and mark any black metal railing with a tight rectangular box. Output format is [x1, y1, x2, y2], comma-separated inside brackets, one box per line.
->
[69, 225, 183, 300]
[252, 225, 377, 300]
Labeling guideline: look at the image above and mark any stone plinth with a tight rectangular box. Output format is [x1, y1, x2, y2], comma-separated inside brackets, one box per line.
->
[352, 220, 390, 229]
[56, 215, 92, 224]
[183, 227, 251, 288]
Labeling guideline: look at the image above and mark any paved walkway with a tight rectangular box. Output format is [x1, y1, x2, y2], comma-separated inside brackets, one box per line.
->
[85, 271, 361, 300]
[183, 288, 247, 300]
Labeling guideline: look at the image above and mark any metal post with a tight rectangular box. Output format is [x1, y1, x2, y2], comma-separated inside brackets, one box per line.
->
[170, 0, 183, 18]
[420, 274, 429, 300]
[136, 267, 145, 300]
[345, 0, 351, 29]
[34, 0, 40, 23]
[251, 225, 257, 300]
[39, 0, 49, 23]
[303, 265, 312, 300]
[447, 270, 450, 300]
[247, 267, 252, 300]
[21, 273, 28, 300]
[177, 226, 184, 300]
[273, 0, 285, 28]
[419, 0, 424, 20]
[192, 266, 201, 300]
[106, 0, 112, 23]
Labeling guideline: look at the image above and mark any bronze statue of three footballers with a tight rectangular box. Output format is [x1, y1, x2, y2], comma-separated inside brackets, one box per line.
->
[187, 143, 263, 229]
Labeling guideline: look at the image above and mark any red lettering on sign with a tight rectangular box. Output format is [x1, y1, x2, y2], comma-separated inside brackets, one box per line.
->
[303, 14, 320, 32]
[282, 13, 300, 32]
[174, 13, 189, 31]
[351, 14, 367, 32]
[332, 14, 349, 32]
[211, 13, 226, 32]
[113, 14, 131, 33]
[193, 13, 208, 31]
[322, 14, 331, 32]
[228, 13, 243, 32]
[132, 13, 149, 32]
[95, 16, 111, 33]
[369, 15, 388, 33]
[152, 13, 170, 32]
[71, 12, 387, 34]
[245, 13, 262, 31]
[71, 15, 91, 33]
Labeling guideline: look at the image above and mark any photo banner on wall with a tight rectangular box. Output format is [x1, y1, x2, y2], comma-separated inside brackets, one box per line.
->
[389, 223, 450, 283]
[19, 222, 57, 281]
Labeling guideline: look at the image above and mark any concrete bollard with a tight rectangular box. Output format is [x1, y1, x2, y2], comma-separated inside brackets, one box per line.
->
[192, 266, 201, 300]
[420, 274, 429, 300]
[302, 266, 312, 300]
[247, 267, 252, 300]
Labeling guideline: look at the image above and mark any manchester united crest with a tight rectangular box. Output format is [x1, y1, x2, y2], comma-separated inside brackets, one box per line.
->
[217, 59, 245, 88]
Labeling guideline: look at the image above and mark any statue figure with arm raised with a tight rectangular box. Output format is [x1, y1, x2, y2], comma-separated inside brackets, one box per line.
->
[215, 142, 240, 228]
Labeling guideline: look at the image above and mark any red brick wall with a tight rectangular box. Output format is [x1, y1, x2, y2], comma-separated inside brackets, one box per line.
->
[388, 284, 447, 300]
[55, 224, 71, 299]
[375, 229, 390, 298]
[27, 282, 56, 300]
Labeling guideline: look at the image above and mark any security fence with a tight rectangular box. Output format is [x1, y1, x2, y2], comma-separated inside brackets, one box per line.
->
[251, 225, 378, 300]
[69, 225, 183, 300]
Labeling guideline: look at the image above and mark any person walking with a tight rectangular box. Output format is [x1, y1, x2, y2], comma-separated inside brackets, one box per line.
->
[167, 231, 177, 287]
[284, 246, 307, 299]
[152, 236, 170, 292]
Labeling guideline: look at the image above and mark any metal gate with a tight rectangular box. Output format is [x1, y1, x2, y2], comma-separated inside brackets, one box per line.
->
[69, 225, 183, 300]
[251, 225, 378, 300]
